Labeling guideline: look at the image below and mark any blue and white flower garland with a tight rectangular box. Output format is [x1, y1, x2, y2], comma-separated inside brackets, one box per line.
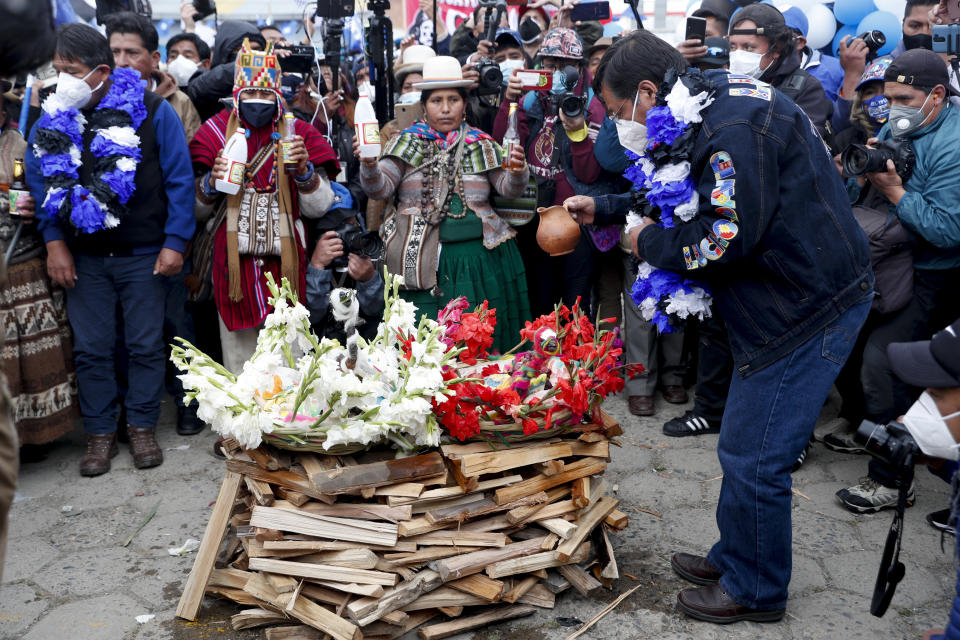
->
[625, 69, 715, 333]
[33, 67, 147, 235]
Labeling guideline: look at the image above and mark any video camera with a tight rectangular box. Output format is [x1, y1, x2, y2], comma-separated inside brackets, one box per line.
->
[841, 139, 915, 181]
[855, 419, 920, 618]
[551, 66, 587, 119]
[328, 222, 384, 271]
[474, 0, 508, 96]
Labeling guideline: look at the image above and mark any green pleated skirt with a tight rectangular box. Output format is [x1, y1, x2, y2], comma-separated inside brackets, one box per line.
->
[401, 198, 531, 354]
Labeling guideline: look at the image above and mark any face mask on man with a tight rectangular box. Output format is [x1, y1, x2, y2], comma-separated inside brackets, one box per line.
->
[398, 91, 421, 104]
[499, 59, 524, 87]
[728, 49, 767, 79]
[54, 68, 103, 111]
[862, 94, 890, 126]
[889, 91, 933, 138]
[239, 98, 278, 128]
[613, 89, 648, 155]
[902, 391, 960, 460]
[167, 55, 199, 87]
[902, 33, 933, 51]
[550, 70, 569, 96]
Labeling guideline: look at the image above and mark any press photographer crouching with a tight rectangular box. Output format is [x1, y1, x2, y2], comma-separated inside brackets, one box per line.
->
[834, 48, 960, 514]
[305, 183, 384, 342]
[862, 320, 960, 635]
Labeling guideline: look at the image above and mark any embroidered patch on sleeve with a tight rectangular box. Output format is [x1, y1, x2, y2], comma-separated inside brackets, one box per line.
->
[709, 152, 735, 180]
[711, 178, 736, 206]
[728, 86, 772, 101]
[727, 76, 756, 85]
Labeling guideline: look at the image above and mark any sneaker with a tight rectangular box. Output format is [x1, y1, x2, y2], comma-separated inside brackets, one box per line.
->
[926, 508, 956, 536]
[663, 410, 721, 437]
[792, 438, 813, 472]
[822, 431, 866, 454]
[836, 477, 915, 514]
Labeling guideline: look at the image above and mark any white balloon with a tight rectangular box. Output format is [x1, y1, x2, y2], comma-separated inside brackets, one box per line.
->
[805, 3, 838, 50]
[873, 0, 907, 17]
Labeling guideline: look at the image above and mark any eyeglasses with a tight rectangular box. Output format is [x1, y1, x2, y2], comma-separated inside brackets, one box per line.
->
[607, 96, 631, 122]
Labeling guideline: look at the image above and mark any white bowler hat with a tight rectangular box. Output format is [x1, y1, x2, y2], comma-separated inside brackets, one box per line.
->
[395, 45, 435, 83]
[412, 56, 473, 90]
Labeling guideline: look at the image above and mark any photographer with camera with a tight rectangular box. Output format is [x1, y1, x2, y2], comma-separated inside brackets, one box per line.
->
[186, 21, 266, 121]
[306, 183, 384, 342]
[495, 27, 616, 318]
[833, 48, 960, 512]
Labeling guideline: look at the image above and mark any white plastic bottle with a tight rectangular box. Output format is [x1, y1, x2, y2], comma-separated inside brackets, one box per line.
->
[216, 127, 247, 195]
[354, 92, 381, 159]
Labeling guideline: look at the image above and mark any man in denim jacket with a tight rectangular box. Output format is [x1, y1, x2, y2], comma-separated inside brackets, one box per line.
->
[567, 30, 873, 623]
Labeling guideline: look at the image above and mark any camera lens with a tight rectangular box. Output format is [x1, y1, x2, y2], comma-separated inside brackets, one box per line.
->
[841, 143, 893, 177]
[560, 94, 584, 119]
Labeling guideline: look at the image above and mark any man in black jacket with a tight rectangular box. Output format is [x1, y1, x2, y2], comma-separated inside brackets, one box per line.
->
[186, 21, 265, 122]
[567, 30, 872, 623]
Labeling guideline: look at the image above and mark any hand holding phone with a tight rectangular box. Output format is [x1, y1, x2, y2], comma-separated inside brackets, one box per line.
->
[570, 1, 610, 22]
[685, 16, 707, 43]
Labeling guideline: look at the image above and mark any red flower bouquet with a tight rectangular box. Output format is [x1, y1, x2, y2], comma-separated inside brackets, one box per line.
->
[432, 298, 643, 443]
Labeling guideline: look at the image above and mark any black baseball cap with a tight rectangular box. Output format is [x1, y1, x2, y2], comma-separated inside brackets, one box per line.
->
[888, 319, 960, 388]
[729, 3, 786, 37]
[884, 48, 960, 97]
[694, 0, 735, 23]
[695, 36, 729, 67]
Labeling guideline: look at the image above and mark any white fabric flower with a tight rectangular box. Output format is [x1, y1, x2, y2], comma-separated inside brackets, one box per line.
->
[665, 287, 713, 320]
[635, 260, 656, 280]
[116, 157, 137, 172]
[625, 212, 645, 233]
[673, 191, 700, 223]
[653, 161, 690, 185]
[98, 126, 141, 149]
[665, 81, 715, 125]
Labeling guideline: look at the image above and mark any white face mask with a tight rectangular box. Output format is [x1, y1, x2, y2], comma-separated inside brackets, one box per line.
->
[613, 90, 648, 155]
[398, 91, 421, 104]
[167, 55, 199, 87]
[55, 68, 102, 111]
[499, 59, 524, 86]
[359, 81, 375, 101]
[728, 49, 766, 79]
[903, 391, 960, 460]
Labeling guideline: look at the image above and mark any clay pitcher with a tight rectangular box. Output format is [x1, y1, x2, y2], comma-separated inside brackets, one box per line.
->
[536, 205, 581, 256]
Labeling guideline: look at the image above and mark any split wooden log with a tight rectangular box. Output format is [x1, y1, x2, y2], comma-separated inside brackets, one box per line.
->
[451, 442, 573, 476]
[243, 572, 362, 640]
[447, 573, 505, 602]
[248, 557, 399, 586]
[274, 500, 413, 522]
[406, 531, 508, 547]
[570, 477, 589, 509]
[506, 486, 571, 524]
[493, 458, 606, 505]
[375, 482, 425, 498]
[425, 491, 548, 526]
[249, 505, 398, 546]
[177, 471, 243, 621]
[262, 540, 416, 553]
[265, 626, 323, 640]
[555, 496, 619, 563]
[417, 605, 536, 640]
[347, 569, 444, 626]
[430, 537, 546, 582]
[502, 575, 538, 603]
[556, 564, 602, 596]
[307, 452, 446, 495]
[485, 543, 590, 579]
[403, 586, 488, 611]
[231, 607, 289, 630]
[387, 475, 522, 506]
[604, 509, 629, 529]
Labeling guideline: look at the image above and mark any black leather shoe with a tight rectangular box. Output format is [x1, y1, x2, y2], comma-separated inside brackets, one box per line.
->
[677, 583, 785, 624]
[177, 404, 205, 436]
[671, 552, 722, 585]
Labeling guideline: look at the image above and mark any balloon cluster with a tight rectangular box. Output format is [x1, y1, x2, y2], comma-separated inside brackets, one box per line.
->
[681, 0, 905, 56]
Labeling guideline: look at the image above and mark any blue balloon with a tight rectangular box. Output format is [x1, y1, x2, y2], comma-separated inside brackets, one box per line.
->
[831, 23, 858, 55]
[857, 10, 902, 55]
[833, 0, 874, 26]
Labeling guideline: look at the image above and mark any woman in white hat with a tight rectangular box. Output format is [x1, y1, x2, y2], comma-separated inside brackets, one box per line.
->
[356, 56, 531, 352]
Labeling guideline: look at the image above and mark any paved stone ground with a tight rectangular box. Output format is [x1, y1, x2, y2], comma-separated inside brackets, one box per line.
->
[1, 391, 955, 640]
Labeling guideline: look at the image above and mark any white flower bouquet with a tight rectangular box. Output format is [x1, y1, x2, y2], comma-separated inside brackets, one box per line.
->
[171, 273, 460, 453]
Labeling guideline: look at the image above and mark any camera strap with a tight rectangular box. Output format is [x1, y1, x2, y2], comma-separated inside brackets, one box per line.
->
[870, 466, 914, 617]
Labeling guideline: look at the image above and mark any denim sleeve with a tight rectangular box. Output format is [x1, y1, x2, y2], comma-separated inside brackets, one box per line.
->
[637, 124, 767, 273]
[305, 265, 332, 322]
[154, 100, 197, 253]
[593, 192, 633, 226]
[356, 270, 385, 318]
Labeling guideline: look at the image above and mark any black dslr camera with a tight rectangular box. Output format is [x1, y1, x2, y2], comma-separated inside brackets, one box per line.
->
[856, 419, 920, 468]
[329, 221, 384, 271]
[276, 45, 318, 75]
[474, 0, 507, 96]
[857, 30, 886, 61]
[841, 139, 915, 181]
[855, 419, 920, 619]
[551, 66, 587, 119]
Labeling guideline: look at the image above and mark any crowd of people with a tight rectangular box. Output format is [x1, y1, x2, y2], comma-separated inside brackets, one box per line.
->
[1, 0, 960, 631]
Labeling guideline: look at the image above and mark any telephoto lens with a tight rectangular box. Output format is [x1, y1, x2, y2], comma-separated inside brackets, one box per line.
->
[840, 140, 915, 180]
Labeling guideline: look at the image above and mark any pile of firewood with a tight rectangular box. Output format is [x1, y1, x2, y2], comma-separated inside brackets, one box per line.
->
[176, 412, 629, 640]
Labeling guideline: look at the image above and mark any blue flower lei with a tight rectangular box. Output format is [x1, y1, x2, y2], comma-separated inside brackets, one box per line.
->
[33, 68, 147, 235]
[625, 69, 714, 333]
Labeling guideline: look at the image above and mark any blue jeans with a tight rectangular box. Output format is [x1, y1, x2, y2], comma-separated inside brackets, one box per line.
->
[67, 253, 165, 434]
[706, 295, 871, 610]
